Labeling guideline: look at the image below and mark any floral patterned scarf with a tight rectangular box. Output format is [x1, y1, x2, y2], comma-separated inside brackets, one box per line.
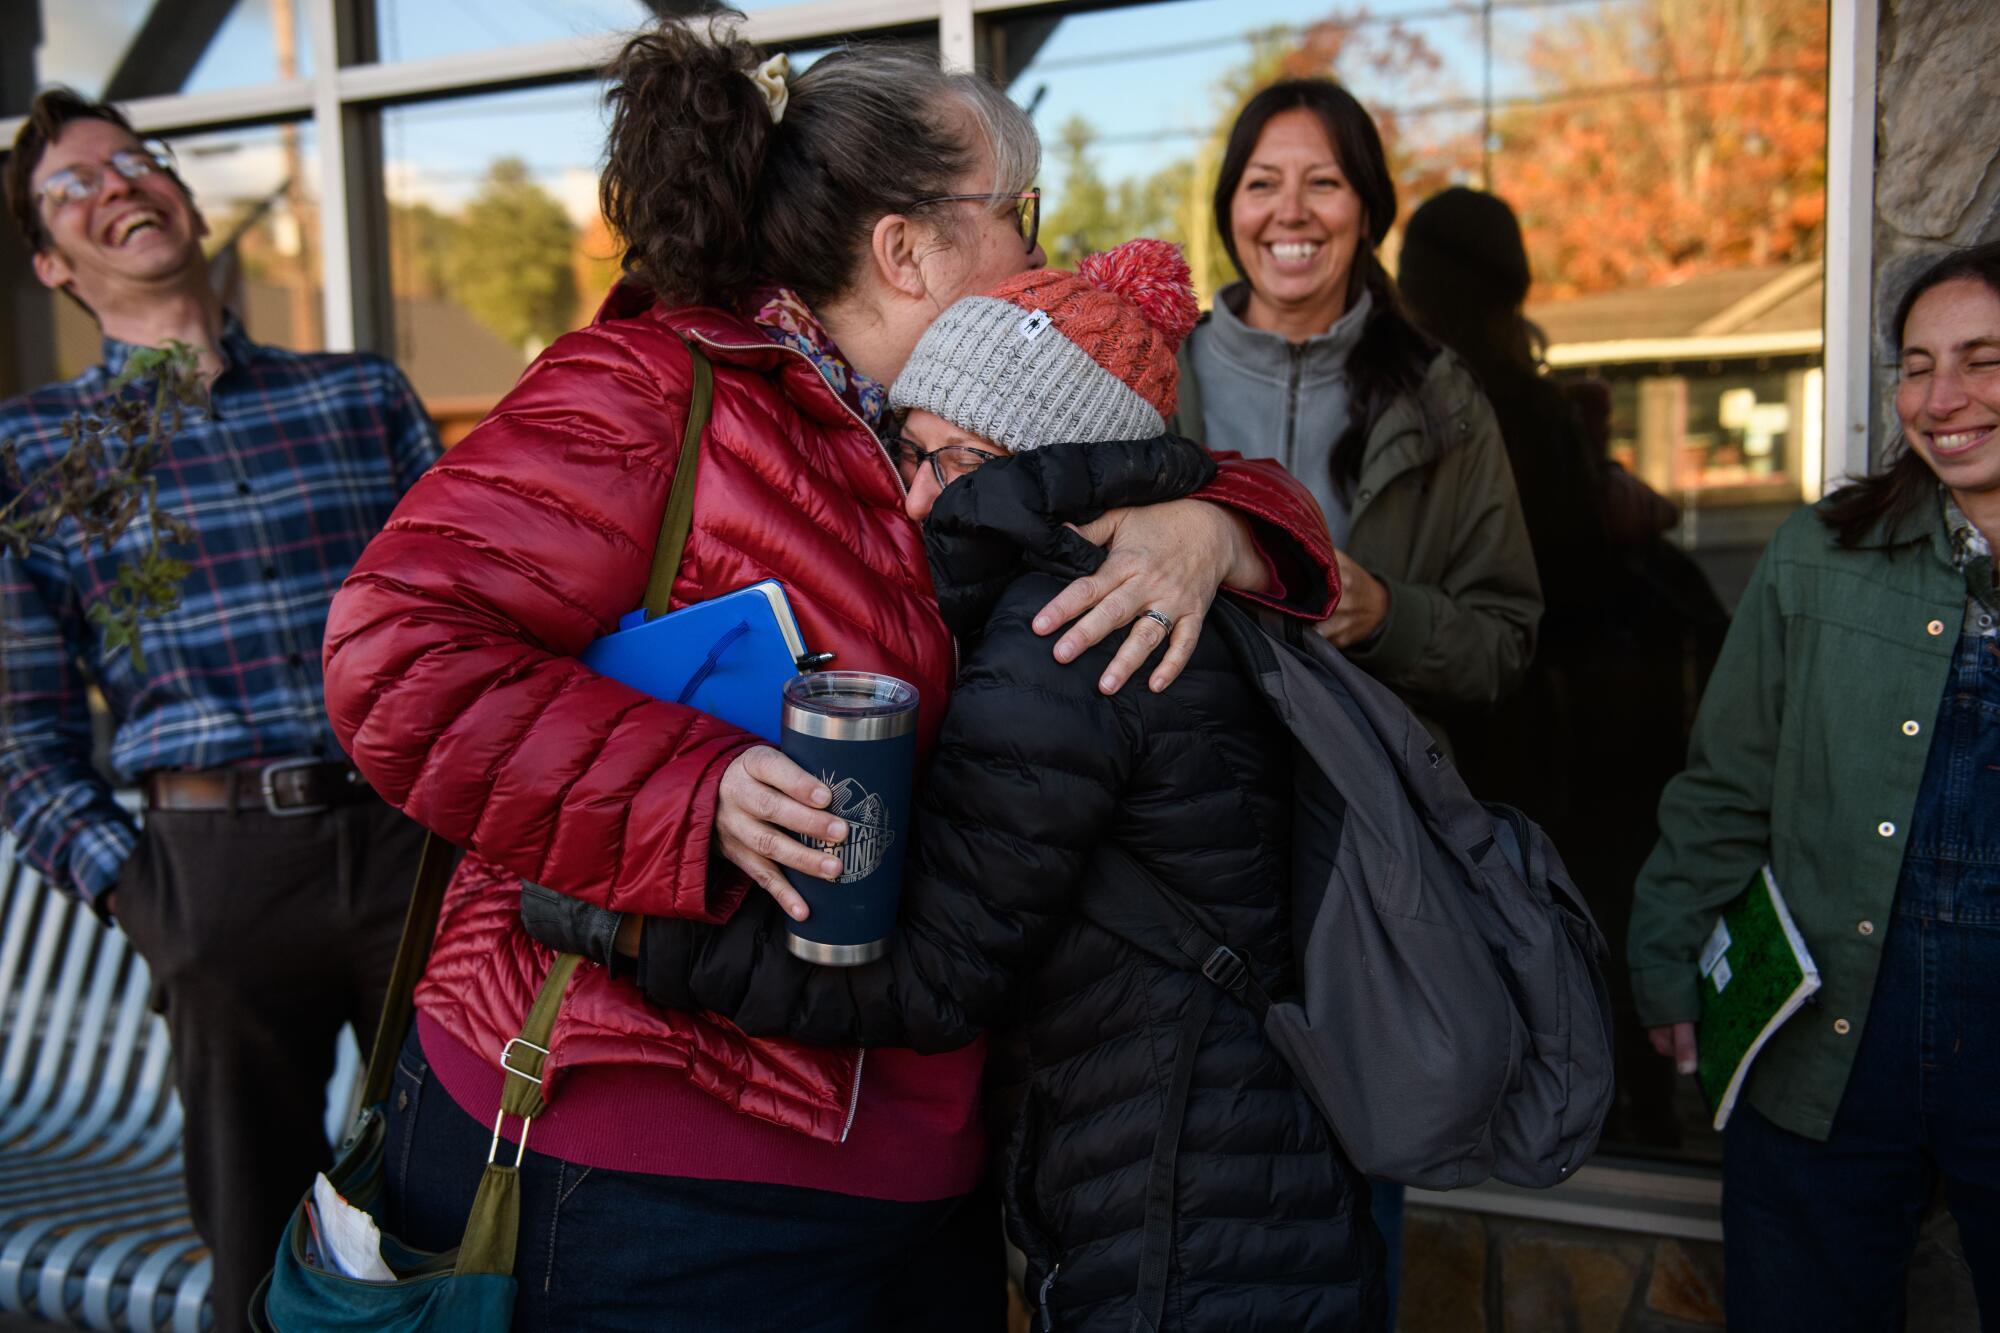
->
[744, 285, 889, 431]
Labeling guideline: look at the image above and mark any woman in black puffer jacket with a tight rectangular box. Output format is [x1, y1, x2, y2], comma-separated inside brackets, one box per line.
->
[538, 243, 1382, 1331]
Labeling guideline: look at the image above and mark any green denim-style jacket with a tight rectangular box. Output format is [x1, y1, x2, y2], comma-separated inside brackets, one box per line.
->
[1628, 495, 1965, 1141]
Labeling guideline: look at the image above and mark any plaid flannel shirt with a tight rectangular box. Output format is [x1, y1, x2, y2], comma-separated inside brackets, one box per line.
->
[0, 314, 440, 907]
[1943, 490, 1997, 638]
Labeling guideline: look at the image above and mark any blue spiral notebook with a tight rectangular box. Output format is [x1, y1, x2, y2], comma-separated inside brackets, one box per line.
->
[580, 580, 818, 743]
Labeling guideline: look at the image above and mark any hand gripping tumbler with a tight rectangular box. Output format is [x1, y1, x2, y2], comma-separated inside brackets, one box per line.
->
[779, 672, 919, 965]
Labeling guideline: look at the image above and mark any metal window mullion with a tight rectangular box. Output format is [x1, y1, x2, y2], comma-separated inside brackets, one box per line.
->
[940, 0, 976, 71]
[306, 0, 355, 351]
[1822, 0, 1878, 493]
[0, 82, 313, 144]
[326, 0, 944, 108]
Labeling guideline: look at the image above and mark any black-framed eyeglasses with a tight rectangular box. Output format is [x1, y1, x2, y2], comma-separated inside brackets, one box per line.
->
[889, 433, 1005, 488]
[910, 188, 1040, 255]
[35, 143, 178, 212]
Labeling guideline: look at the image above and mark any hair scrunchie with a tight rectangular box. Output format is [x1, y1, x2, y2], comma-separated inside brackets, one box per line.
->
[749, 53, 790, 124]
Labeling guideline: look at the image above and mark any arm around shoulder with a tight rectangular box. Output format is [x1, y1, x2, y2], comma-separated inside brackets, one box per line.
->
[1196, 452, 1339, 619]
[650, 582, 1143, 1050]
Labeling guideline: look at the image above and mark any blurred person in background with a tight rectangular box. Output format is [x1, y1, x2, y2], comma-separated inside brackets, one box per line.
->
[1168, 79, 1542, 1319]
[0, 89, 438, 1330]
[1400, 187, 1726, 1148]
[1629, 242, 2000, 1329]
[321, 16, 1340, 1329]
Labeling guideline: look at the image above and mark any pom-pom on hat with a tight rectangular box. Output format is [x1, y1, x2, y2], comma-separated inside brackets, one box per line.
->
[890, 238, 1200, 455]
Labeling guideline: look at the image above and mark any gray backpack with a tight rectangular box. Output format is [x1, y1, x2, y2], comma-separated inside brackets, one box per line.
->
[1098, 601, 1614, 1195]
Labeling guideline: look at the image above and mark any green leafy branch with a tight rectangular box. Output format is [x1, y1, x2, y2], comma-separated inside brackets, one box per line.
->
[1, 342, 205, 673]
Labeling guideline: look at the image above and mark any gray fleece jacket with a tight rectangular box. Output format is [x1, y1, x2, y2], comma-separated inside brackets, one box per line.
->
[1172, 282, 1543, 744]
[1185, 283, 1372, 544]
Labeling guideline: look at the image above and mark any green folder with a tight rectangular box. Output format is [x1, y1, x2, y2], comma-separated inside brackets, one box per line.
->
[1696, 864, 1821, 1130]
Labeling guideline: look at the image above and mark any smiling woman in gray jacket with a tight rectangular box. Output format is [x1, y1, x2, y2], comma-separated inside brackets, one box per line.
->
[1173, 78, 1541, 748]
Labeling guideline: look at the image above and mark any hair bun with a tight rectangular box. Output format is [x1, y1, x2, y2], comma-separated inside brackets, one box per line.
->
[1076, 239, 1199, 347]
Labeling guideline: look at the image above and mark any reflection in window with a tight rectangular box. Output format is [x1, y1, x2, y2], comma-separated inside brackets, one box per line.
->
[381, 84, 610, 440]
[11, 0, 312, 113]
[990, 0, 1827, 505]
[376, 46, 848, 442]
[184, 122, 324, 354]
[986, 0, 1828, 1168]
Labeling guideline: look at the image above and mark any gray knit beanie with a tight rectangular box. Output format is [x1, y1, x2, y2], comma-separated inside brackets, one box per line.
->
[890, 238, 1200, 453]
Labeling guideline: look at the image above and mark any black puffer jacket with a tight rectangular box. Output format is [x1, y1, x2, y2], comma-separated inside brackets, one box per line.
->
[645, 436, 1383, 1332]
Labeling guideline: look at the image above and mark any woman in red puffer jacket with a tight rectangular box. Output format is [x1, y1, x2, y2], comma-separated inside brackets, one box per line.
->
[320, 17, 1337, 1332]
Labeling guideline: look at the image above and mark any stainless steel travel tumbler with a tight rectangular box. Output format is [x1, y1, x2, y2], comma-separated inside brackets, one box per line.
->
[778, 671, 919, 965]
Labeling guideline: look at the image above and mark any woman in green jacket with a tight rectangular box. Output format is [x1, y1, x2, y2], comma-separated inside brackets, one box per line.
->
[1629, 243, 2000, 1330]
[1171, 79, 1542, 752]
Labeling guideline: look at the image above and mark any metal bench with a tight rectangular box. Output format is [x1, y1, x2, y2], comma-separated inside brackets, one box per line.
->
[0, 833, 358, 1331]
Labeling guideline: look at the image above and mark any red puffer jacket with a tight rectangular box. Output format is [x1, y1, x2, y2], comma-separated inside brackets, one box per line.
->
[322, 287, 1337, 1149]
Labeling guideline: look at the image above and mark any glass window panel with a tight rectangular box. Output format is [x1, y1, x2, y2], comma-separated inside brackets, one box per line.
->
[373, 0, 795, 65]
[376, 44, 855, 440]
[1491, 0, 1827, 505]
[13, 0, 312, 113]
[995, 0, 1829, 1171]
[176, 122, 324, 353]
[998, 1, 1484, 303]
[379, 83, 607, 436]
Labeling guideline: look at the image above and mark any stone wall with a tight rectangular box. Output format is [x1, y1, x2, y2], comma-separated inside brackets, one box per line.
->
[1399, 1209, 1722, 1333]
[1398, 1202, 1977, 1332]
[1868, 0, 2000, 445]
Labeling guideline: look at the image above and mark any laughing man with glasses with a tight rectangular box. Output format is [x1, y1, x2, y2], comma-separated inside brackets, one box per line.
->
[0, 87, 443, 1328]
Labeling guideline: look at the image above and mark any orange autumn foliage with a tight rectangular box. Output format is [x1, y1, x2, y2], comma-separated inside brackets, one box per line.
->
[1493, 0, 1827, 299]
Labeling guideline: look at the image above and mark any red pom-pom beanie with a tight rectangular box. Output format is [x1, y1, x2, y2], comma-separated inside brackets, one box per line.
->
[889, 238, 1200, 454]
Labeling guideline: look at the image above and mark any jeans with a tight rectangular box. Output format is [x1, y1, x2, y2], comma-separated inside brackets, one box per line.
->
[1723, 628, 2000, 1331]
[381, 1027, 1006, 1332]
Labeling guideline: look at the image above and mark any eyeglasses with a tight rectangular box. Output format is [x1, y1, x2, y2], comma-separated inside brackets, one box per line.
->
[35, 145, 176, 212]
[889, 433, 1005, 488]
[910, 188, 1040, 255]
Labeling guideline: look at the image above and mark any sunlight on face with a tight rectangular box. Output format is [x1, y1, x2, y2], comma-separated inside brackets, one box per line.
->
[1228, 108, 1366, 336]
[1896, 276, 2000, 502]
[914, 152, 1046, 313]
[29, 118, 205, 304]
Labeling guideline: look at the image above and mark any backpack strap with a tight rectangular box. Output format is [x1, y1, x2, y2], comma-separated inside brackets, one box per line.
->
[1084, 842, 1277, 1019]
[1083, 844, 1277, 1330]
[1129, 984, 1214, 1333]
[353, 335, 715, 1125]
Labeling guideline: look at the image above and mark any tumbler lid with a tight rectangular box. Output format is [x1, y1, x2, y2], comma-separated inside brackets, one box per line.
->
[782, 671, 919, 739]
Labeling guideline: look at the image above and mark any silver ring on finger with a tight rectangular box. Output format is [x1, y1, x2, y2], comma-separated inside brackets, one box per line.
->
[1141, 608, 1175, 635]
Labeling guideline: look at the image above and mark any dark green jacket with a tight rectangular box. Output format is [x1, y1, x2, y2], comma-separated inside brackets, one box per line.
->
[1628, 497, 1964, 1141]
[1175, 340, 1542, 745]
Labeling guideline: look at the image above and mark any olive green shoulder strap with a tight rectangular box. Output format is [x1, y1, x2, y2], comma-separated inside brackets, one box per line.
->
[355, 336, 715, 1118]
[643, 339, 714, 619]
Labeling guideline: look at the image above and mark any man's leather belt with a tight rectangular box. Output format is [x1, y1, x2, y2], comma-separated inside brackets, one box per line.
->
[143, 759, 371, 817]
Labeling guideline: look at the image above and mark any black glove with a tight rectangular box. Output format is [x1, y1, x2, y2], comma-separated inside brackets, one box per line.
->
[519, 881, 627, 973]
